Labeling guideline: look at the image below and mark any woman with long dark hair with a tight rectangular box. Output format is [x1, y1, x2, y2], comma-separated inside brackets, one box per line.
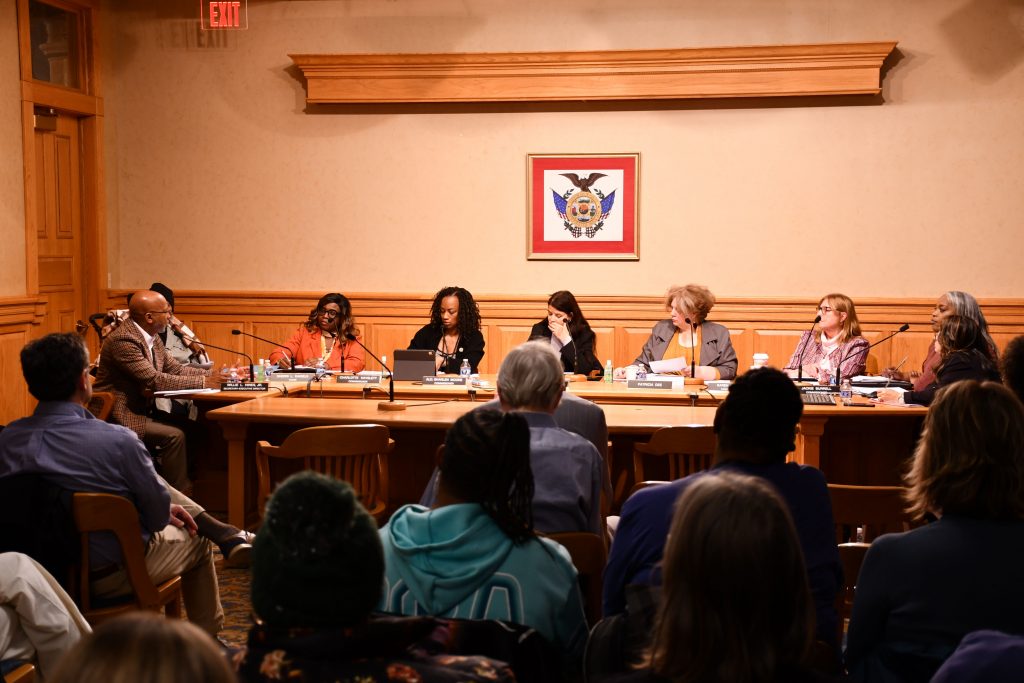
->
[269, 292, 365, 372]
[378, 409, 587, 664]
[408, 286, 485, 374]
[528, 290, 603, 376]
[876, 314, 999, 405]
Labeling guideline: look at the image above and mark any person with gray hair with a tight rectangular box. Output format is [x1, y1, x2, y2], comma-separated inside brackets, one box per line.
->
[422, 341, 606, 535]
[885, 291, 997, 390]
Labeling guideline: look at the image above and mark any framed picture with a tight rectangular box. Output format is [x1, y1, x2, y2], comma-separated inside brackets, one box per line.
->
[527, 153, 639, 260]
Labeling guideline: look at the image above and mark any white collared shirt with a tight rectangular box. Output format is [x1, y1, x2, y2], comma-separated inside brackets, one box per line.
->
[131, 319, 157, 363]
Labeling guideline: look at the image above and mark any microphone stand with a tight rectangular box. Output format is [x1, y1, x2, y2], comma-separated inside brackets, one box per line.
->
[684, 318, 701, 385]
[795, 315, 821, 382]
[835, 323, 910, 386]
[346, 334, 405, 411]
[230, 329, 309, 373]
[180, 334, 254, 382]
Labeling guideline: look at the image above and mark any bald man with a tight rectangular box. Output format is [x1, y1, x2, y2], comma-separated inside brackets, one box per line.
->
[93, 290, 217, 492]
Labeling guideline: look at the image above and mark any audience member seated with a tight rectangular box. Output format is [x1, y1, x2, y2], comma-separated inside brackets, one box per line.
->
[408, 286, 486, 374]
[845, 381, 1024, 682]
[0, 333, 255, 635]
[528, 289, 604, 376]
[884, 291, 998, 388]
[239, 471, 516, 683]
[421, 341, 606, 535]
[49, 612, 234, 683]
[92, 289, 216, 492]
[268, 292, 365, 372]
[380, 410, 588, 668]
[930, 630, 1024, 683]
[0, 552, 91, 680]
[603, 368, 841, 646]
[592, 472, 836, 683]
[784, 293, 870, 383]
[1001, 335, 1024, 402]
[615, 284, 737, 381]
[876, 315, 1000, 406]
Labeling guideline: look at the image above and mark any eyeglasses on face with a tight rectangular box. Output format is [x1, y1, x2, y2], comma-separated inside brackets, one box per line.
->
[317, 308, 340, 319]
[817, 306, 834, 314]
[148, 309, 172, 316]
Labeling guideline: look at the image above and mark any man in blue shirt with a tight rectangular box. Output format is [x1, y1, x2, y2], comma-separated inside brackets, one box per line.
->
[603, 367, 841, 645]
[0, 333, 251, 635]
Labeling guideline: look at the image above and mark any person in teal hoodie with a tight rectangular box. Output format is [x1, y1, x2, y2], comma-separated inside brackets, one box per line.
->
[378, 409, 588, 667]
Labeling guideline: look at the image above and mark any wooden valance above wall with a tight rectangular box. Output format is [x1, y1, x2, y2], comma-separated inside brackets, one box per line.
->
[290, 41, 898, 105]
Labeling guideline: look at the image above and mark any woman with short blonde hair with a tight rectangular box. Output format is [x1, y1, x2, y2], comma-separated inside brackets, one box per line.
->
[618, 284, 737, 380]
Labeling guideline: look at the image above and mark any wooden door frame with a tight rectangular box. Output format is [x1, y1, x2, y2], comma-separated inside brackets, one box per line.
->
[17, 0, 106, 323]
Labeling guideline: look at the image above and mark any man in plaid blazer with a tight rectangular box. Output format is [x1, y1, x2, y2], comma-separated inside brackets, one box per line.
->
[94, 290, 213, 492]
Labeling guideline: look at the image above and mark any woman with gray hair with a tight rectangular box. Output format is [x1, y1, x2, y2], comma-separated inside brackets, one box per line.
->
[885, 291, 997, 389]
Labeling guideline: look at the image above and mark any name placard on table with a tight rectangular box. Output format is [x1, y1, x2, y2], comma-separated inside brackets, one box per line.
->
[221, 381, 269, 392]
[423, 376, 467, 386]
[335, 375, 378, 384]
[627, 379, 675, 390]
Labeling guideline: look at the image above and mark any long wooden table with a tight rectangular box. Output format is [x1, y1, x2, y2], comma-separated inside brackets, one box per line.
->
[206, 389, 926, 528]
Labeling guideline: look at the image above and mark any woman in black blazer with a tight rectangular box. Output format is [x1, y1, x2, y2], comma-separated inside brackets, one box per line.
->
[528, 290, 603, 377]
[408, 286, 485, 374]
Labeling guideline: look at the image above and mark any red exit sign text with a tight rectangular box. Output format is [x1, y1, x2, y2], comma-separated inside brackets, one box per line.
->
[201, 0, 247, 30]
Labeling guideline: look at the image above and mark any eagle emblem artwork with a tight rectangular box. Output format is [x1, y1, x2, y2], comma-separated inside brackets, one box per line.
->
[527, 153, 638, 260]
[551, 173, 617, 238]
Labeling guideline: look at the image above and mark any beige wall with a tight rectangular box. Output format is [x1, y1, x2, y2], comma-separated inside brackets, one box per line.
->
[0, 0, 25, 296]
[101, 0, 1024, 298]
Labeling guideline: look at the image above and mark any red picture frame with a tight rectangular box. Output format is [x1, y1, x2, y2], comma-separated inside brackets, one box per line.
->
[527, 153, 639, 260]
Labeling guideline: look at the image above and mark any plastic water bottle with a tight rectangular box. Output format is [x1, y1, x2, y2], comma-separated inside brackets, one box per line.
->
[840, 378, 853, 406]
[604, 359, 613, 383]
[254, 358, 266, 382]
[460, 358, 471, 383]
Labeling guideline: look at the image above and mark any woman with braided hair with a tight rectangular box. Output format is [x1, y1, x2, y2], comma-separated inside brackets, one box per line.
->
[408, 286, 486, 374]
[378, 409, 588, 665]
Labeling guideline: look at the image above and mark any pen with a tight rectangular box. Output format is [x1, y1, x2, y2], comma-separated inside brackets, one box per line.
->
[884, 356, 909, 388]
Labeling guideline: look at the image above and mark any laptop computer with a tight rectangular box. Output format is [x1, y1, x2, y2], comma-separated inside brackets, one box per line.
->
[392, 349, 437, 381]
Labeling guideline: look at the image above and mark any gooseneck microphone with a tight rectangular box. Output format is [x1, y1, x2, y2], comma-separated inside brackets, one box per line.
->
[230, 329, 312, 373]
[179, 334, 254, 382]
[794, 315, 822, 382]
[345, 333, 405, 411]
[834, 323, 910, 386]
[685, 317, 697, 379]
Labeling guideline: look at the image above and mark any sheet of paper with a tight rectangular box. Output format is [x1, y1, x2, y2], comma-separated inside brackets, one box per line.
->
[648, 357, 688, 374]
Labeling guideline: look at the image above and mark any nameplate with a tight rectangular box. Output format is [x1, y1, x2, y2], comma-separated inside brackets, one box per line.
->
[267, 372, 320, 381]
[706, 380, 731, 392]
[627, 380, 674, 390]
[221, 381, 269, 392]
[423, 376, 467, 386]
[801, 385, 837, 394]
[335, 375, 375, 384]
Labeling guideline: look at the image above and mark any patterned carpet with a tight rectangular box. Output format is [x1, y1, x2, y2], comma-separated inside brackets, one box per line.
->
[213, 548, 254, 647]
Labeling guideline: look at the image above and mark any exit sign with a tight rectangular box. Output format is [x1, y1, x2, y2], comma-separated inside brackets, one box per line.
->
[201, 0, 247, 29]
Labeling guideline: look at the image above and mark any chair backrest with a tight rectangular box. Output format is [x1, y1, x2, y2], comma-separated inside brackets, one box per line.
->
[546, 531, 607, 627]
[827, 484, 913, 544]
[624, 480, 671, 502]
[633, 426, 717, 484]
[86, 391, 115, 421]
[71, 492, 180, 617]
[256, 424, 394, 521]
[3, 662, 36, 683]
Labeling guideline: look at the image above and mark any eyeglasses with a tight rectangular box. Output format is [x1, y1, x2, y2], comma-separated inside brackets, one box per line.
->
[317, 309, 340, 319]
[148, 309, 172, 316]
[817, 306, 834, 314]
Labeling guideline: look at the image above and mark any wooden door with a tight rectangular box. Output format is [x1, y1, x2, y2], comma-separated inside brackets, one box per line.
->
[34, 109, 85, 336]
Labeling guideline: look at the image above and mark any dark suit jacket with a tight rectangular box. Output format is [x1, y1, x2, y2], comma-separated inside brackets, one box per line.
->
[408, 325, 485, 374]
[93, 320, 207, 437]
[528, 321, 603, 376]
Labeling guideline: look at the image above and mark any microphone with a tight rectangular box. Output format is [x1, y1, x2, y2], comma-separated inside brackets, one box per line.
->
[685, 317, 697, 379]
[230, 329, 312, 373]
[795, 315, 822, 382]
[345, 333, 405, 411]
[180, 333, 254, 382]
[835, 323, 910, 386]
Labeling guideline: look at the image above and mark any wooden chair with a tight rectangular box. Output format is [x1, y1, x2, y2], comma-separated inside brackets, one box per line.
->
[4, 662, 36, 683]
[546, 531, 607, 627]
[72, 493, 183, 626]
[827, 484, 914, 640]
[632, 426, 716, 484]
[256, 424, 394, 522]
[86, 390, 115, 421]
